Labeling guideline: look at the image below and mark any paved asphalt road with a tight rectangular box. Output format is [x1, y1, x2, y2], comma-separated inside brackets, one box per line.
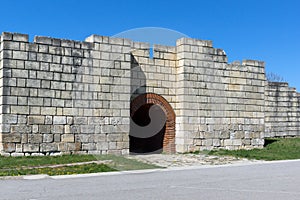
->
[0, 160, 300, 200]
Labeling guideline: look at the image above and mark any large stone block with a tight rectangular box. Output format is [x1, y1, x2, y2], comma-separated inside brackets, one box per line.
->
[28, 97, 44, 106]
[108, 142, 117, 149]
[13, 51, 28, 60]
[3, 41, 20, 50]
[45, 116, 53, 124]
[51, 125, 64, 134]
[37, 53, 52, 62]
[23, 144, 39, 152]
[53, 116, 67, 125]
[28, 134, 43, 144]
[251, 139, 264, 146]
[2, 133, 21, 143]
[28, 116, 45, 125]
[82, 143, 96, 151]
[26, 79, 41, 88]
[96, 142, 109, 150]
[80, 125, 95, 134]
[59, 142, 81, 152]
[43, 134, 53, 142]
[41, 107, 56, 115]
[10, 106, 29, 115]
[3, 143, 16, 153]
[232, 139, 242, 146]
[61, 134, 74, 142]
[76, 134, 91, 143]
[107, 134, 123, 142]
[12, 33, 29, 42]
[12, 69, 28, 78]
[39, 125, 51, 134]
[11, 124, 32, 134]
[40, 143, 58, 152]
[2, 114, 18, 124]
[37, 71, 53, 80]
[116, 142, 129, 149]
[52, 99, 65, 107]
[54, 134, 61, 142]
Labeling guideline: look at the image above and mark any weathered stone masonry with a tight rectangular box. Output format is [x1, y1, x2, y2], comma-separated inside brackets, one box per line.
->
[0, 32, 299, 156]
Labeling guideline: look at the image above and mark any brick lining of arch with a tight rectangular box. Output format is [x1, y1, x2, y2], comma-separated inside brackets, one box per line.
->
[130, 93, 176, 153]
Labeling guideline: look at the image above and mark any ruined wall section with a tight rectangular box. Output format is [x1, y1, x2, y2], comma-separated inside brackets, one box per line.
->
[224, 60, 265, 148]
[176, 38, 265, 152]
[265, 82, 300, 138]
[0, 32, 131, 156]
[0, 34, 3, 152]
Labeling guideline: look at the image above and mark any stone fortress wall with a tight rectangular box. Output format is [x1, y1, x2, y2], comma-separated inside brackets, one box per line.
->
[265, 82, 300, 138]
[0, 32, 299, 156]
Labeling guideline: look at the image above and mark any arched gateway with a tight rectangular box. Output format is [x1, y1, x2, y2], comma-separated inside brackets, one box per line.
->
[130, 93, 176, 154]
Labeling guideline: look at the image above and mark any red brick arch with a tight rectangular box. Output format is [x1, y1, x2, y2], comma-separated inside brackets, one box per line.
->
[130, 93, 176, 153]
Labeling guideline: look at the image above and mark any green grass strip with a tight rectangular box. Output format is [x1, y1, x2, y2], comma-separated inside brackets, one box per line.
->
[209, 138, 300, 161]
[0, 154, 160, 176]
[0, 163, 116, 176]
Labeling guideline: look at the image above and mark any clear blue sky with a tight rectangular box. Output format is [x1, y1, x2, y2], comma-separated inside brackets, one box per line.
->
[1, 0, 299, 90]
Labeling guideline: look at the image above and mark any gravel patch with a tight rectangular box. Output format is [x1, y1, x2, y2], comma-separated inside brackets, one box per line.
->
[127, 153, 258, 168]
